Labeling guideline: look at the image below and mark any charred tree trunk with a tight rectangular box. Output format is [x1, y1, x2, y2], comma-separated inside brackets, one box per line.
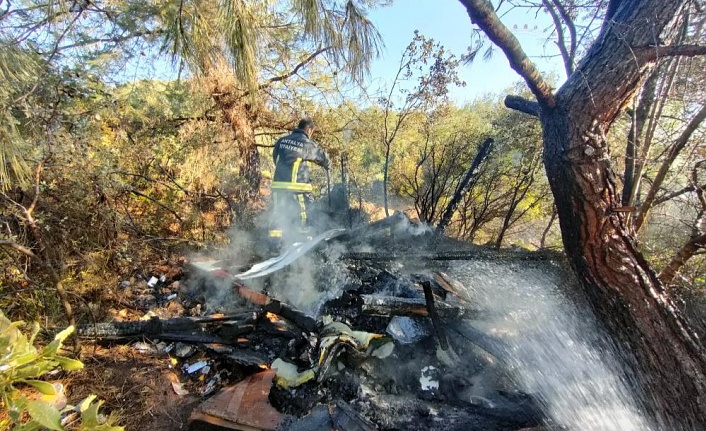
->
[437, 138, 494, 232]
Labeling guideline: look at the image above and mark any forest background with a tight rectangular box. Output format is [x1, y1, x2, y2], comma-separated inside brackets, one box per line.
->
[2, 0, 704, 323]
[1, 0, 705, 428]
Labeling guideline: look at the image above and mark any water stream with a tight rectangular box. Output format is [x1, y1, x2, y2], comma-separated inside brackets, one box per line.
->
[447, 259, 654, 431]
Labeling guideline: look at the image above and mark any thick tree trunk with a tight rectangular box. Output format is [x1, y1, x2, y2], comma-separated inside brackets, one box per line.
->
[459, 0, 706, 425]
[542, 102, 706, 429]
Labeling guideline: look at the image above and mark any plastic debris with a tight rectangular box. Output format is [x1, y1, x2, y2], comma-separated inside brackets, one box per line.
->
[272, 358, 316, 389]
[186, 360, 208, 374]
[317, 321, 390, 382]
[171, 381, 189, 396]
[147, 276, 159, 287]
[420, 365, 440, 391]
[386, 316, 429, 344]
[132, 341, 154, 353]
[200, 376, 219, 396]
[174, 342, 195, 358]
[469, 395, 496, 409]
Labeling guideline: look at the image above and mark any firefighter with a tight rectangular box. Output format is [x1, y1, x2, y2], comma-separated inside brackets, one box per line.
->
[269, 118, 330, 247]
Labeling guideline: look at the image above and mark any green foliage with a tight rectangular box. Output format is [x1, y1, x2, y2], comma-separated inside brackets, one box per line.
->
[0, 312, 122, 431]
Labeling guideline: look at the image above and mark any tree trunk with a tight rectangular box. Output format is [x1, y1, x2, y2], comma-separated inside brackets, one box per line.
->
[383, 142, 391, 217]
[458, 0, 706, 426]
[214, 94, 261, 227]
[659, 233, 706, 285]
[539, 205, 557, 248]
[622, 68, 659, 205]
[542, 104, 706, 429]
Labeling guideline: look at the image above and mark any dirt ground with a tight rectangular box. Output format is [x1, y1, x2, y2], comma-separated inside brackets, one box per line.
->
[67, 345, 201, 430]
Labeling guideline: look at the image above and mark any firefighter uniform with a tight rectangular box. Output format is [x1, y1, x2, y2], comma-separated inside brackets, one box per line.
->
[269, 127, 330, 243]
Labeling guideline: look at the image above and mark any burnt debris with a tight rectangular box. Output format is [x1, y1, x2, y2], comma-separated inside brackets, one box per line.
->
[76, 214, 547, 431]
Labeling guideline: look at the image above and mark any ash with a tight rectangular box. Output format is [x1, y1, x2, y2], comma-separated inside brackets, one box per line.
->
[91, 214, 550, 431]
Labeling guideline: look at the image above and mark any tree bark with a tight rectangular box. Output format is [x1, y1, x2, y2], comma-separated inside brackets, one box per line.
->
[459, 0, 706, 427]
[542, 106, 706, 428]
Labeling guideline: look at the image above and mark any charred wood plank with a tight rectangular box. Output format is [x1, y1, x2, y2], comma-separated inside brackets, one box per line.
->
[146, 332, 232, 345]
[263, 301, 316, 333]
[91, 332, 234, 345]
[422, 281, 449, 350]
[359, 295, 472, 319]
[340, 249, 555, 262]
[331, 400, 378, 431]
[224, 349, 271, 367]
[433, 271, 470, 302]
[334, 212, 407, 243]
[233, 283, 317, 333]
[76, 313, 255, 338]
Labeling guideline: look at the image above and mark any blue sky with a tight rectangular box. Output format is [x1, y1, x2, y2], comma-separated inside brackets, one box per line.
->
[366, 0, 566, 104]
[123, 0, 566, 105]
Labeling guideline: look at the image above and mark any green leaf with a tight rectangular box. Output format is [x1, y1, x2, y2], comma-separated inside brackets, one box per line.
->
[55, 356, 84, 371]
[26, 400, 64, 430]
[80, 396, 102, 427]
[78, 394, 98, 412]
[22, 379, 57, 395]
[40, 326, 74, 357]
[54, 325, 75, 344]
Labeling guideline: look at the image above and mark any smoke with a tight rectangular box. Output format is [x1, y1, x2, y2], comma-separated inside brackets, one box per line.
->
[183, 227, 265, 314]
[392, 214, 434, 237]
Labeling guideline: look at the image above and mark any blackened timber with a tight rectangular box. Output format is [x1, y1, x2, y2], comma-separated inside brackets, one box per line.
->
[422, 281, 449, 350]
[263, 300, 316, 333]
[340, 249, 554, 262]
[437, 138, 494, 232]
[145, 332, 232, 345]
[359, 295, 472, 319]
[76, 313, 256, 338]
[433, 272, 470, 302]
[233, 282, 317, 333]
[334, 212, 407, 243]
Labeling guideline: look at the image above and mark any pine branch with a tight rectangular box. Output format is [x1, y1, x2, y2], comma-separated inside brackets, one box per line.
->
[458, 0, 556, 108]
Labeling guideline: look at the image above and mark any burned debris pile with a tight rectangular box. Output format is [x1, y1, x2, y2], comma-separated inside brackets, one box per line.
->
[78, 214, 550, 431]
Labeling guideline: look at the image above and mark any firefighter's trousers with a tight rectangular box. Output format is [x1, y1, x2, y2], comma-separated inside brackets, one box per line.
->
[269, 190, 312, 244]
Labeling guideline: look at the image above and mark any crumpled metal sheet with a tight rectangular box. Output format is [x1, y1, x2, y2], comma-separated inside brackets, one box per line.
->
[233, 229, 346, 280]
